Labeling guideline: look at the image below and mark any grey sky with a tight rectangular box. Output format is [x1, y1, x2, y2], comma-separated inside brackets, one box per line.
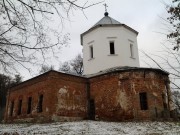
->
[20, 0, 171, 80]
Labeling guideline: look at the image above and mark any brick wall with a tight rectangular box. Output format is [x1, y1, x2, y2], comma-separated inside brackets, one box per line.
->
[4, 71, 88, 123]
[89, 70, 170, 121]
[4, 69, 171, 123]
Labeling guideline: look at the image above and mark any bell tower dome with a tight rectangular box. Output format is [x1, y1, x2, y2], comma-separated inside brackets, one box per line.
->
[81, 12, 140, 75]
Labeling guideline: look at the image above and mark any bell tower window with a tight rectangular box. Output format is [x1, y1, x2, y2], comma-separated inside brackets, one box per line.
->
[130, 44, 134, 58]
[89, 46, 93, 59]
[110, 41, 115, 54]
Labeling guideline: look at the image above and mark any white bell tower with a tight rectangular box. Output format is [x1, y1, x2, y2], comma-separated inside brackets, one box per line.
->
[81, 11, 140, 75]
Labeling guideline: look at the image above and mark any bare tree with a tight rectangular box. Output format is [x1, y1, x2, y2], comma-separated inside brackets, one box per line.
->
[59, 61, 71, 73]
[70, 54, 83, 75]
[142, 46, 180, 90]
[0, 74, 22, 121]
[58, 54, 83, 75]
[141, 0, 180, 113]
[142, 0, 180, 90]
[39, 65, 54, 74]
[172, 91, 180, 110]
[166, 0, 180, 50]
[0, 0, 102, 73]
[141, 46, 180, 114]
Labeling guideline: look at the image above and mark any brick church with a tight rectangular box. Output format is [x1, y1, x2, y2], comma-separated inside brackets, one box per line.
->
[4, 12, 173, 123]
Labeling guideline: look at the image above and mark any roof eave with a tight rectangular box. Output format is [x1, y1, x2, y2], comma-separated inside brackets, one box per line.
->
[80, 24, 138, 46]
[9, 70, 87, 91]
[86, 67, 169, 79]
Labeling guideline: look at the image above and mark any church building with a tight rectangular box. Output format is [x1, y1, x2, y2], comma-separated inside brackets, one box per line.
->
[4, 11, 173, 123]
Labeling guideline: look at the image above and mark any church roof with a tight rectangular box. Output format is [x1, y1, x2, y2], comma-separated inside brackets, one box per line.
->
[80, 12, 138, 45]
[92, 12, 121, 27]
[9, 67, 168, 91]
[84, 66, 169, 78]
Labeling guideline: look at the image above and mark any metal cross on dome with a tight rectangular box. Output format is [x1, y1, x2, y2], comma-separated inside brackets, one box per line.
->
[103, 3, 108, 12]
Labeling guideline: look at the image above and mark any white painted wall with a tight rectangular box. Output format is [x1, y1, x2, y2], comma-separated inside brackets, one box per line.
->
[82, 26, 140, 75]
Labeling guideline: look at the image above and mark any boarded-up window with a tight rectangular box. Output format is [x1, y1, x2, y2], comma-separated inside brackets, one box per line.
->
[37, 94, 43, 113]
[139, 92, 148, 110]
[10, 101, 14, 116]
[17, 99, 22, 115]
[27, 97, 32, 114]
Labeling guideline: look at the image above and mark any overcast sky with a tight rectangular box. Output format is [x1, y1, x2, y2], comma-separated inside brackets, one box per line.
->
[20, 0, 172, 80]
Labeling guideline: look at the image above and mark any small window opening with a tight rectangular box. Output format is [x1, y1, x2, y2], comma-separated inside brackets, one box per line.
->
[37, 94, 43, 113]
[110, 41, 115, 54]
[17, 99, 22, 115]
[27, 97, 32, 114]
[90, 46, 93, 58]
[139, 92, 148, 110]
[89, 99, 95, 120]
[10, 101, 14, 117]
[130, 44, 134, 58]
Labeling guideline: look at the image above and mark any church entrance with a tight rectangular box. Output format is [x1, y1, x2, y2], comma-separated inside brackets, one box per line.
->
[89, 99, 95, 120]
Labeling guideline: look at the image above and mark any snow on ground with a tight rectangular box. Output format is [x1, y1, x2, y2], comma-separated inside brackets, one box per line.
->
[0, 121, 179, 135]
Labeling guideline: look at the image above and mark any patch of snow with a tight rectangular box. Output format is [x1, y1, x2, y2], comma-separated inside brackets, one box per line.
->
[0, 121, 179, 135]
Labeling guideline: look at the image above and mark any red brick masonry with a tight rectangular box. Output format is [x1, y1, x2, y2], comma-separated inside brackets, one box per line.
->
[4, 67, 172, 123]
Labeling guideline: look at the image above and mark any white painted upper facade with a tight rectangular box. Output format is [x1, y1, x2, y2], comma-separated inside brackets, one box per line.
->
[81, 12, 140, 75]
